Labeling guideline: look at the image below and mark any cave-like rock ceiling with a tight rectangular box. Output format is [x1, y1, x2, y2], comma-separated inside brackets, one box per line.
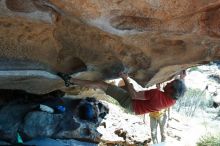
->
[0, 0, 220, 93]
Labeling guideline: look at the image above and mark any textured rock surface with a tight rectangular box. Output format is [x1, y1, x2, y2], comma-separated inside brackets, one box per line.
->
[0, 90, 108, 143]
[1, 0, 220, 93]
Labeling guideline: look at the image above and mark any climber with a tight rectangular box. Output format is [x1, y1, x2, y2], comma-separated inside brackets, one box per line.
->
[149, 108, 169, 143]
[149, 83, 170, 144]
[62, 72, 186, 115]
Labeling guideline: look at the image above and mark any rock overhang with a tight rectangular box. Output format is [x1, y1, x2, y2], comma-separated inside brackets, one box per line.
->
[0, 0, 220, 93]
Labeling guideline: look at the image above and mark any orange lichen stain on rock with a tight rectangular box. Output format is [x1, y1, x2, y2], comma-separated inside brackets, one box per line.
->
[200, 9, 220, 38]
[151, 38, 186, 55]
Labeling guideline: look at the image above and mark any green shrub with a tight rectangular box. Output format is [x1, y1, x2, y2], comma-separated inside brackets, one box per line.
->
[188, 66, 202, 72]
[197, 133, 220, 146]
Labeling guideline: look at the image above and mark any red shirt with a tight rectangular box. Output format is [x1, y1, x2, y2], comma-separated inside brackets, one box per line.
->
[132, 89, 176, 115]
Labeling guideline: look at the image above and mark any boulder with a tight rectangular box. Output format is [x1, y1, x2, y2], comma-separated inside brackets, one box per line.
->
[0, 90, 108, 144]
[0, 0, 220, 93]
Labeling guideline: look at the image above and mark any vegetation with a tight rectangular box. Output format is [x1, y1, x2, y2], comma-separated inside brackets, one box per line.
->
[174, 86, 220, 145]
[197, 133, 220, 146]
[208, 74, 220, 84]
[174, 88, 211, 117]
[188, 66, 203, 73]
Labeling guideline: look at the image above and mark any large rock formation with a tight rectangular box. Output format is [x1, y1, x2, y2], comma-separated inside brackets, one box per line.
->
[0, 90, 109, 143]
[0, 0, 220, 93]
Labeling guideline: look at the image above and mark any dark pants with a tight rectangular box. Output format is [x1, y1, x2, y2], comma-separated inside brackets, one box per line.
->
[106, 85, 133, 113]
